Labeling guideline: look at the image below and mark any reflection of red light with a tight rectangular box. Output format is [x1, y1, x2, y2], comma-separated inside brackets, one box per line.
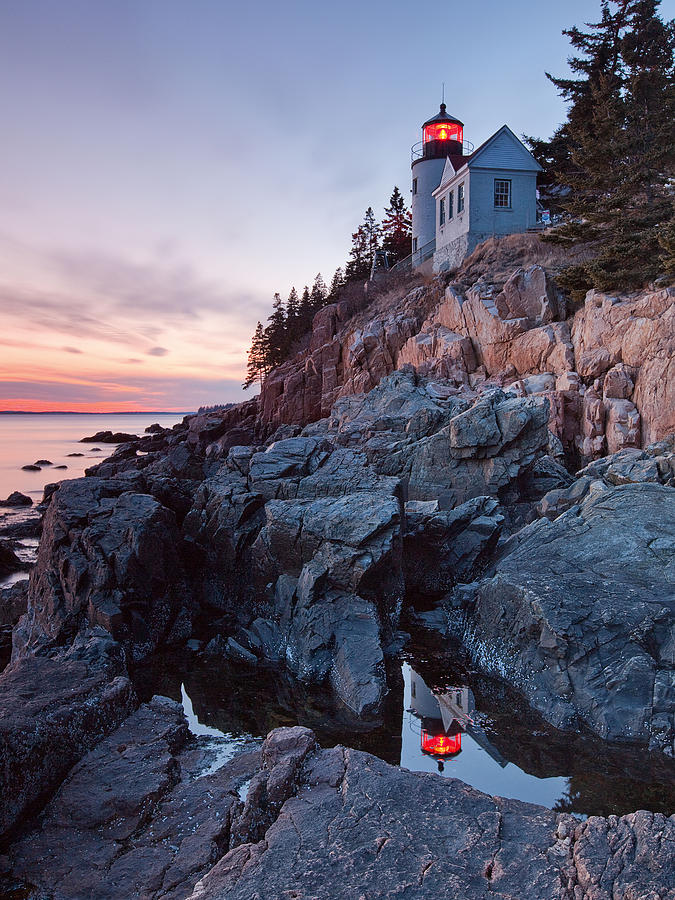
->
[421, 731, 462, 756]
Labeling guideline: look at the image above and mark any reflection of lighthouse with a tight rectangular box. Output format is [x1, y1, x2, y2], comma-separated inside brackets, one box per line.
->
[409, 668, 473, 758]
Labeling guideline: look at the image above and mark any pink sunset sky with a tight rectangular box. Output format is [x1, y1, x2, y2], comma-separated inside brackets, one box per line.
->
[0, 0, 614, 412]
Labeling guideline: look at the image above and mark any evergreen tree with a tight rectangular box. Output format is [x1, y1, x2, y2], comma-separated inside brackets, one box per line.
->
[345, 225, 371, 281]
[345, 207, 382, 282]
[542, 0, 675, 296]
[658, 218, 675, 278]
[381, 186, 413, 262]
[284, 286, 300, 352]
[242, 321, 268, 389]
[363, 206, 380, 258]
[327, 267, 345, 302]
[524, 128, 576, 214]
[298, 285, 313, 333]
[310, 272, 328, 315]
[264, 293, 287, 368]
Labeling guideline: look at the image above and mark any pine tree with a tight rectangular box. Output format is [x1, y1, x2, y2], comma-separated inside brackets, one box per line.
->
[658, 218, 675, 278]
[264, 293, 287, 368]
[310, 273, 328, 315]
[243, 321, 268, 390]
[363, 206, 380, 257]
[327, 267, 345, 302]
[543, 0, 675, 296]
[381, 186, 413, 263]
[345, 225, 371, 282]
[284, 286, 300, 352]
[298, 285, 313, 333]
[345, 207, 382, 282]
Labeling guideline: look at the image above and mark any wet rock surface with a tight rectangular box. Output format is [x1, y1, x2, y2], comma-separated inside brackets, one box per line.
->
[13, 476, 193, 662]
[188, 727, 675, 900]
[0, 581, 27, 670]
[2, 696, 260, 899]
[80, 430, 140, 443]
[0, 631, 136, 842]
[0, 492, 32, 508]
[0, 540, 25, 578]
[5, 717, 673, 900]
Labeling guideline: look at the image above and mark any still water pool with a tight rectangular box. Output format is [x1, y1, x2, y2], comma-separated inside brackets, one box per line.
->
[135, 632, 675, 819]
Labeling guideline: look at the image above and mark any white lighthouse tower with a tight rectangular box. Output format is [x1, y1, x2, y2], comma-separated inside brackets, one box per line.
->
[411, 103, 465, 267]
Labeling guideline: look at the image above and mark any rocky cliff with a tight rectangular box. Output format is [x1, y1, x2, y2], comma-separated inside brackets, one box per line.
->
[259, 234, 673, 463]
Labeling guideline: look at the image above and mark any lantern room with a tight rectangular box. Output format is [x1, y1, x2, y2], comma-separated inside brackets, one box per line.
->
[421, 103, 464, 159]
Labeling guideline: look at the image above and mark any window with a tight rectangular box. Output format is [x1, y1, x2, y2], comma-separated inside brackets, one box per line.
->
[458, 182, 465, 213]
[494, 179, 511, 208]
[412, 237, 418, 252]
[412, 178, 417, 195]
[439, 197, 445, 226]
[447, 190, 454, 220]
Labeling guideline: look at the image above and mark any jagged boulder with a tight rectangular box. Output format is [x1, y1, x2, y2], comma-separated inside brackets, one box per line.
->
[3, 694, 260, 898]
[572, 287, 675, 445]
[404, 496, 504, 595]
[0, 631, 136, 842]
[0, 491, 32, 508]
[448, 482, 675, 753]
[251, 486, 402, 717]
[537, 440, 675, 520]
[183, 467, 266, 610]
[188, 727, 675, 900]
[185, 437, 404, 718]
[323, 371, 551, 509]
[0, 540, 24, 578]
[13, 477, 191, 661]
[404, 389, 550, 505]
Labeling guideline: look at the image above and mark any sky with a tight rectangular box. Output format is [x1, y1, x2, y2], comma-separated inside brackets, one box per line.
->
[1, 0, 671, 412]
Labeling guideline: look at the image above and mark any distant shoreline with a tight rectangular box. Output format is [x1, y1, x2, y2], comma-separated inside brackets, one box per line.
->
[0, 411, 195, 416]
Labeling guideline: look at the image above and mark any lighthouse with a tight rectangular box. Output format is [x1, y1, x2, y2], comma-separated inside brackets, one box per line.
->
[411, 103, 465, 266]
[410, 101, 542, 272]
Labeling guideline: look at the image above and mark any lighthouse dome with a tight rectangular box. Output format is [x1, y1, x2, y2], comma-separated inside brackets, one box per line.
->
[420, 103, 464, 157]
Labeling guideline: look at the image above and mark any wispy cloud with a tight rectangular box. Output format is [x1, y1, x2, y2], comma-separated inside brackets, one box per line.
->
[0, 236, 262, 410]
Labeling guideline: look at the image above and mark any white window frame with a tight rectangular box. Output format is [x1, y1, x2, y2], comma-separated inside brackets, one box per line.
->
[447, 190, 454, 220]
[439, 197, 445, 226]
[494, 179, 512, 209]
[457, 182, 465, 213]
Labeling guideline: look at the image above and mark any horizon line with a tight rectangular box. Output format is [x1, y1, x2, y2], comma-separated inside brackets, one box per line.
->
[0, 409, 196, 415]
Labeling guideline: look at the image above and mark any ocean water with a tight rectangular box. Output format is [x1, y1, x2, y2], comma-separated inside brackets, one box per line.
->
[0, 413, 186, 503]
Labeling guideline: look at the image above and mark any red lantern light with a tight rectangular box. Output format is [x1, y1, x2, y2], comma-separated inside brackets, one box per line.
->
[421, 730, 462, 756]
[423, 122, 463, 145]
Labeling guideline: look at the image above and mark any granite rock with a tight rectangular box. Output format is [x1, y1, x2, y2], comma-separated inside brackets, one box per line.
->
[448, 482, 675, 753]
